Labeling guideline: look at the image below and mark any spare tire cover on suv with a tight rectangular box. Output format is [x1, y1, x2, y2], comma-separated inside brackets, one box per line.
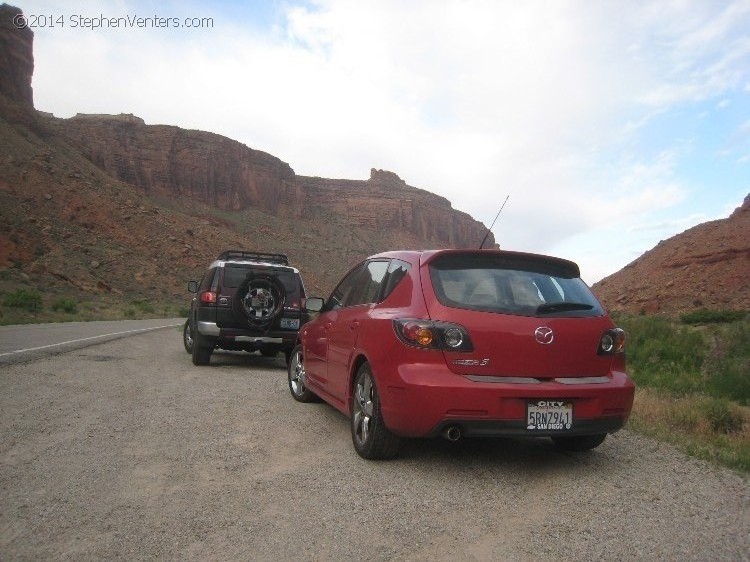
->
[235, 274, 286, 327]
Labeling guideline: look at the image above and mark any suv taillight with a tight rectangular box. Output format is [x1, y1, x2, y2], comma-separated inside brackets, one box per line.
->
[200, 291, 217, 305]
[394, 319, 474, 351]
[598, 328, 626, 355]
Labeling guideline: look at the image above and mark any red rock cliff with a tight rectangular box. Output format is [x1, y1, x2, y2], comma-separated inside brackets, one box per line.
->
[0, 4, 35, 124]
[49, 113, 494, 249]
[48, 113, 297, 213]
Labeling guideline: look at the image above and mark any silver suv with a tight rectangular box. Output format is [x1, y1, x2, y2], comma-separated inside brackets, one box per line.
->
[184, 251, 307, 366]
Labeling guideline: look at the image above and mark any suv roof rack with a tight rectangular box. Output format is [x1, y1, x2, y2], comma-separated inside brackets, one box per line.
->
[216, 250, 290, 265]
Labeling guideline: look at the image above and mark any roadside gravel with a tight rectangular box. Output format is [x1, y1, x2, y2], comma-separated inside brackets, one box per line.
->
[1, 327, 747, 560]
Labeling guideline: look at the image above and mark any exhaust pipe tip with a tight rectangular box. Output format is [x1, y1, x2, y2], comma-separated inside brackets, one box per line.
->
[442, 426, 461, 442]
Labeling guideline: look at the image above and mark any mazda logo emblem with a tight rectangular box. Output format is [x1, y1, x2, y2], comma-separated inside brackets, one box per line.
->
[535, 327, 554, 345]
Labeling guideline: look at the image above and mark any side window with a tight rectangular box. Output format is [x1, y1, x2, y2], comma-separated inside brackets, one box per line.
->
[381, 259, 411, 301]
[356, 260, 390, 305]
[328, 264, 366, 310]
[198, 268, 217, 292]
[327, 260, 390, 310]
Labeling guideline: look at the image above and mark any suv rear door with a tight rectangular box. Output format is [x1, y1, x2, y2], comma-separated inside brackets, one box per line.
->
[216, 264, 300, 329]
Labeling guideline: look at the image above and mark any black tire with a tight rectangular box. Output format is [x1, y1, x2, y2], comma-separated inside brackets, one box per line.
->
[288, 344, 319, 403]
[551, 433, 607, 452]
[260, 348, 277, 358]
[351, 363, 400, 460]
[236, 275, 286, 328]
[183, 319, 193, 354]
[191, 325, 213, 366]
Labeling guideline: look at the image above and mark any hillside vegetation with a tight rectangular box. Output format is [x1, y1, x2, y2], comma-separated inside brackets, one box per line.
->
[618, 313, 750, 472]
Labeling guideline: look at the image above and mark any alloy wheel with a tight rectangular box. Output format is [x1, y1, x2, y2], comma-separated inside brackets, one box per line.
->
[353, 370, 375, 447]
[289, 349, 307, 397]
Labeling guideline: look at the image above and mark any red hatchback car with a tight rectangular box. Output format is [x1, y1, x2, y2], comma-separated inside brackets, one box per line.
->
[288, 249, 635, 459]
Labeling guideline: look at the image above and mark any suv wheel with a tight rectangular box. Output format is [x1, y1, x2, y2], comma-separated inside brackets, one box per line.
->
[237, 275, 286, 327]
[191, 325, 214, 366]
[351, 363, 400, 459]
[183, 319, 193, 354]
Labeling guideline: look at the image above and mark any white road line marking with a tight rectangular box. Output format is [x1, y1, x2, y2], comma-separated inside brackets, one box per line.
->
[0, 323, 182, 357]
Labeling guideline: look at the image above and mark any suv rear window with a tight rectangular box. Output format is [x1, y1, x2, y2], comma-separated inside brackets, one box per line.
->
[223, 265, 298, 293]
[429, 254, 603, 317]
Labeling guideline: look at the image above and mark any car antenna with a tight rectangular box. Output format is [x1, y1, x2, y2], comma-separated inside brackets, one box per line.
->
[479, 194, 510, 249]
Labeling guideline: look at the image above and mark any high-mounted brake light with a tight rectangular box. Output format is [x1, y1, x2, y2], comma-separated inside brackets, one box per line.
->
[200, 291, 217, 304]
[598, 328, 626, 355]
[394, 319, 473, 351]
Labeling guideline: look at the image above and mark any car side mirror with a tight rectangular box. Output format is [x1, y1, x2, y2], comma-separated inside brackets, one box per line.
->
[188, 280, 198, 293]
[304, 297, 324, 312]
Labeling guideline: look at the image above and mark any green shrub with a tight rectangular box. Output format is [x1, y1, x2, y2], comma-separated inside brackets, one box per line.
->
[702, 398, 745, 434]
[51, 297, 78, 314]
[704, 320, 750, 405]
[3, 288, 43, 311]
[619, 315, 707, 395]
[681, 309, 747, 324]
[130, 299, 155, 314]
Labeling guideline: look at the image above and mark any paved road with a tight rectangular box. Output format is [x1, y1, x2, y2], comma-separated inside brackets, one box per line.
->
[0, 318, 184, 366]
[0, 326, 747, 560]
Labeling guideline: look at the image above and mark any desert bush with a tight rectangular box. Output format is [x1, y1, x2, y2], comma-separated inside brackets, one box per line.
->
[619, 315, 707, 394]
[3, 288, 42, 311]
[630, 387, 750, 472]
[681, 309, 746, 324]
[51, 297, 78, 314]
[131, 299, 155, 314]
[703, 320, 750, 405]
[702, 398, 745, 434]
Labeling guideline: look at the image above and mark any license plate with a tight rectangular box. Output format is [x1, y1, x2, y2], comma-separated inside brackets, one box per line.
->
[280, 318, 300, 329]
[526, 401, 573, 431]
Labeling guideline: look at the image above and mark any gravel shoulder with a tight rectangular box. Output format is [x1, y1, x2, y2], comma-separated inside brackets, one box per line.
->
[1, 327, 747, 560]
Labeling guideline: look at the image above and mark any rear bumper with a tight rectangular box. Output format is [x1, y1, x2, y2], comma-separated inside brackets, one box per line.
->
[195, 321, 296, 348]
[427, 416, 626, 439]
[378, 362, 635, 439]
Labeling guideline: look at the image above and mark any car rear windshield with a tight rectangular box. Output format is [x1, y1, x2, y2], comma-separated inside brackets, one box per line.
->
[429, 254, 603, 317]
[223, 265, 298, 293]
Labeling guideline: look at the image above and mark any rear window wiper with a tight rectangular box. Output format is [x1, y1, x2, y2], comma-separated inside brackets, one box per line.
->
[536, 302, 594, 314]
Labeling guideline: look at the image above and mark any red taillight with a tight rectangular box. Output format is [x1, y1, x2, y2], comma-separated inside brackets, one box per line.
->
[598, 328, 626, 355]
[402, 321, 435, 346]
[393, 319, 473, 351]
[200, 291, 217, 304]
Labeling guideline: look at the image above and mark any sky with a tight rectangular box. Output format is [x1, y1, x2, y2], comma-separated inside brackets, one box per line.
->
[16, 0, 750, 283]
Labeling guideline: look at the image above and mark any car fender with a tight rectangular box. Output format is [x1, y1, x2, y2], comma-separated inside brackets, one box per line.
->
[344, 313, 401, 415]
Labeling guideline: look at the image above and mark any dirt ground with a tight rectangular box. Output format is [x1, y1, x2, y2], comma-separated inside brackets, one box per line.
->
[1, 327, 747, 560]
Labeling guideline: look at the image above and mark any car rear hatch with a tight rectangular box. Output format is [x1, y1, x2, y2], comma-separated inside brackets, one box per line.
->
[421, 251, 614, 380]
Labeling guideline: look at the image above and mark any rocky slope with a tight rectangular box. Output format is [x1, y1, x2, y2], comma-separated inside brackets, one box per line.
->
[593, 195, 750, 316]
[0, 3, 493, 317]
[48, 114, 489, 249]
